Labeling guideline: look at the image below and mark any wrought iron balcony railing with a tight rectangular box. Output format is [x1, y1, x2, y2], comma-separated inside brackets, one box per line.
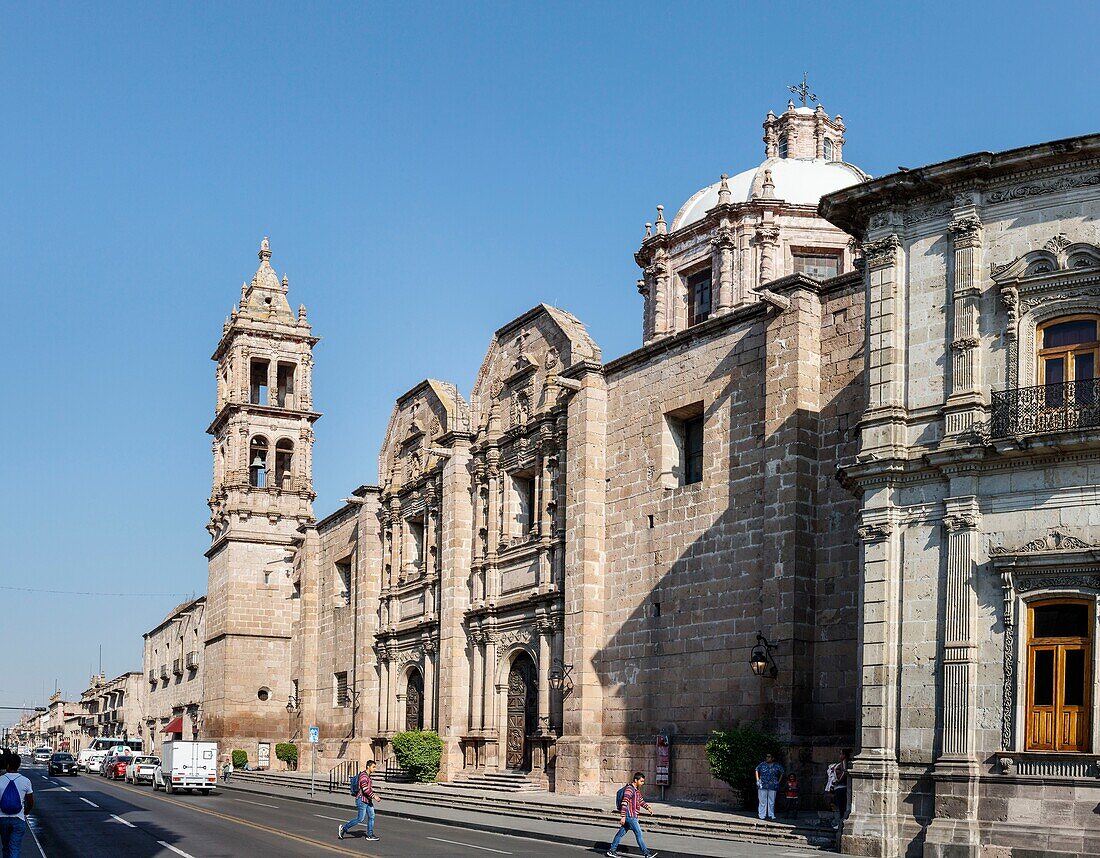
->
[991, 380, 1100, 439]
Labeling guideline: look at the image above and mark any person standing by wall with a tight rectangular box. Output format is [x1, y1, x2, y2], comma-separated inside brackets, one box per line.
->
[827, 749, 850, 831]
[0, 750, 35, 858]
[755, 752, 784, 821]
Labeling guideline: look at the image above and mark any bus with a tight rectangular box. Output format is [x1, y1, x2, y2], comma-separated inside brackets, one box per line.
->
[88, 737, 143, 754]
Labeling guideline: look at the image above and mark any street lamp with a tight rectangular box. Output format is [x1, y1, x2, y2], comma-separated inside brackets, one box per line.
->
[286, 695, 299, 713]
[749, 634, 778, 679]
[547, 658, 574, 695]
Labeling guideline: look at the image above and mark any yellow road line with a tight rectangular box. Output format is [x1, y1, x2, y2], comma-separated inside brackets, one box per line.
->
[108, 780, 376, 857]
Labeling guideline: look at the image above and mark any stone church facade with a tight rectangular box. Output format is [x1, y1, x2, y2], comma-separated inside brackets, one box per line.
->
[821, 135, 1100, 857]
[190, 99, 1100, 855]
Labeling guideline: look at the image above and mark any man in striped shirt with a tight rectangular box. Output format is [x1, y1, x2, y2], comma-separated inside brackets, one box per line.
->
[338, 760, 379, 841]
[607, 772, 658, 858]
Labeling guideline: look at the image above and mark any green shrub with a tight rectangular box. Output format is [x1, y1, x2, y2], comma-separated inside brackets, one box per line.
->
[275, 743, 298, 770]
[231, 749, 248, 769]
[705, 727, 784, 807]
[390, 730, 443, 783]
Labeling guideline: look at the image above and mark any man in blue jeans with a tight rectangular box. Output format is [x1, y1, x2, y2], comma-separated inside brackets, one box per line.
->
[607, 772, 658, 858]
[338, 760, 378, 841]
[0, 750, 35, 858]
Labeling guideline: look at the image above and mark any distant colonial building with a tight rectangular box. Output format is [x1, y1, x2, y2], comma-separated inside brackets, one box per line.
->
[821, 134, 1100, 856]
[141, 596, 206, 756]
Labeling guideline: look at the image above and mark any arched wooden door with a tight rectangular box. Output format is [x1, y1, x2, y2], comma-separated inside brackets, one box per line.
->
[405, 669, 424, 732]
[506, 653, 538, 770]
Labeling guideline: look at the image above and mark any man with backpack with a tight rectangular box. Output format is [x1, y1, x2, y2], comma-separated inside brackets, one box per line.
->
[337, 760, 378, 841]
[0, 750, 34, 857]
[607, 771, 657, 858]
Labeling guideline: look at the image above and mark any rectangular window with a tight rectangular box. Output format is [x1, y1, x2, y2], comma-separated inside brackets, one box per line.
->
[335, 560, 352, 605]
[664, 402, 705, 487]
[687, 269, 712, 326]
[276, 363, 296, 408]
[250, 359, 270, 405]
[334, 672, 348, 707]
[405, 519, 425, 577]
[510, 474, 535, 535]
[793, 252, 841, 279]
[1026, 600, 1092, 752]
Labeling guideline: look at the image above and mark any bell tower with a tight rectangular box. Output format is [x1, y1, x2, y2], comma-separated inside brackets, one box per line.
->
[203, 238, 320, 757]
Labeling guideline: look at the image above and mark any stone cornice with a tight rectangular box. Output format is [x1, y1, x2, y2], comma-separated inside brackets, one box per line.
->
[820, 133, 1100, 236]
[206, 403, 322, 435]
[212, 325, 320, 362]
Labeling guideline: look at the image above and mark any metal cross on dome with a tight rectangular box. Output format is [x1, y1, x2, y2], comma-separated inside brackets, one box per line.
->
[788, 73, 817, 107]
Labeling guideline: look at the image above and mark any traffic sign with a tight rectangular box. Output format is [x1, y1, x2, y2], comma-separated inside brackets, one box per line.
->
[308, 726, 319, 744]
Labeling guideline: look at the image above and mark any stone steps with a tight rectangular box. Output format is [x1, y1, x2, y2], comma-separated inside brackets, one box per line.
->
[446, 770, 547, 793]
[227, 770, 835, 850]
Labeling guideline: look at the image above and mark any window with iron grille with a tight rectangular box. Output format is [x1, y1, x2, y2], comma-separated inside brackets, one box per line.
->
[687, 269, 712, 326]
[334, 672, 349, 707]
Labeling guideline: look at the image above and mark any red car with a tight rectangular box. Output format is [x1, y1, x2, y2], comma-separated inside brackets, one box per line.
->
[106, 755, 133, 780]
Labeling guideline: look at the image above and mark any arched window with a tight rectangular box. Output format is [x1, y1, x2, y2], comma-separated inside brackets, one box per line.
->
[823, 137, 834, 160]
[275, 439, 294, 490]
[1026, 599, 1092, 752]
[249, 436, 269, 488]
[405, 669, 424, 732]
[1037, 315, 1099, 406]
[777, 134, 788, 159]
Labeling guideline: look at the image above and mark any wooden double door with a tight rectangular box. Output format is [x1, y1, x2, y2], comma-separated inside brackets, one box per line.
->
[505, 654, 538, 771]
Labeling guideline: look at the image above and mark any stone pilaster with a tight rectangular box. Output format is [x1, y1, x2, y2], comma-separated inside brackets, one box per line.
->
[944, 214, 985, 438]
[712, 228, 736, 313]
[859, 233, 907, 458]
[556, 361, 606, 795]
[843, 505, 901, 858]
[923, 492, 982, 858]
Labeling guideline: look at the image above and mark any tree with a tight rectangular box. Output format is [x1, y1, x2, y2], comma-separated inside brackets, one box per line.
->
[705, 727, 784, 807]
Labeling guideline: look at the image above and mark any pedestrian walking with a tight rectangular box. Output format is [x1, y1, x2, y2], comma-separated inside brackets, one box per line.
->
[779, 772, 800, 818]
[338, 760, 379, 842]
[826, 749, 850, 831]
[0, 750, 35, 858]
[607, 771, 658, 858]
[755, 752, 784, 821]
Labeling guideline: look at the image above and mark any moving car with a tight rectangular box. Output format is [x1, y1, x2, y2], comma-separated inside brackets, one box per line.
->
[104, 755, 133, 780]
[85, 751, 108, 774]
[33, 747, 51, 764]
[47, 752, 77, 776]
[153, 741, 218, 794]
[125, 756, 160, 784]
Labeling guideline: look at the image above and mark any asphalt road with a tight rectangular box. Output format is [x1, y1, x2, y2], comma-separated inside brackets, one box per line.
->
[21, 763, 590, 858]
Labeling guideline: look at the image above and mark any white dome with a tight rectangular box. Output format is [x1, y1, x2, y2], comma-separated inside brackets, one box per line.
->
[670, 157, 870, 231]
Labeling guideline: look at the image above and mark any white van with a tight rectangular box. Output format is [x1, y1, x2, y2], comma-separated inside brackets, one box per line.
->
[152, 741, 218, 795]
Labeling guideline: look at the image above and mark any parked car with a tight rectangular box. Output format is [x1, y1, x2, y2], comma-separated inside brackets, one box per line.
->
[125, 756, 160, 784]
[17, 746, 31, 757]
[47, 752, 77, 776]
[99, 753, 119, 777]
[104, 755, 133, 780]
[85, 752, 107, 774]
[33, 747, 51, 764]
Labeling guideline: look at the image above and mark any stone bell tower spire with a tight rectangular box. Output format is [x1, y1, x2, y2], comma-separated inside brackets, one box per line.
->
[202, 237, 321, 757]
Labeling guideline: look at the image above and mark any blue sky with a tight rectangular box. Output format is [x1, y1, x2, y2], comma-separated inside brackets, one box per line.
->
[2, 1, 1097, 718]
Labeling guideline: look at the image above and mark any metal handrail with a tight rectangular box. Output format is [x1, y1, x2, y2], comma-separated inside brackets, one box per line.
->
[990, 379, 1100, 439]
[327, 759, 359, 794]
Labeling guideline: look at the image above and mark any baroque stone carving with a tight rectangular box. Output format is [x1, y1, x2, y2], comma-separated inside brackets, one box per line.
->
[951, 336, 980, 351]
[1016, 575, 1100, 592]
[862, 235, 902, 268]
[986, 172, 1100, 204]
[943, 513, 979, 532]
[857, 522, 893, 542]
[1045, 234, 1072, 255]
[989, 529, 1099, 555]
[948, 216, 982, 240]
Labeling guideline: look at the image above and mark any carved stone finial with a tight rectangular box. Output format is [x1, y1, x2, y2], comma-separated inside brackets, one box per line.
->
[298, 303, 308, 324]
[259, 236, 271, 262]
[787, 99, 796, 112]
[655, 205, 667, 235]
[644, 222, 652, 237]
[281, 273, 289, 293]
[761, 169, 776, 200]
[717, 173, 731, 205]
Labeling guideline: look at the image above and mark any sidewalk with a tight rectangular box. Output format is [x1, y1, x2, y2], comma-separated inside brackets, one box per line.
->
[223, 771, 837, 857]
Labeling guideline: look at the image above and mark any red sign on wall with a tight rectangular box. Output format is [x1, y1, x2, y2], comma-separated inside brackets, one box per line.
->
[655, 734, 670, 786]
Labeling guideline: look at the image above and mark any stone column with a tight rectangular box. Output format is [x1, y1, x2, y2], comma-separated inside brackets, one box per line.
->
[843, 506, 902, 858]
[556, 362, 606, 794]
[551, 618, 564, 731]
[486, 460, 500, 600]
[738, 228, 752, 303]
[537, 618, 552, 732]
[944, 213, 985, 437]
[757, 225, 779, 286]
[860, 233, 907, 457]
[422, 640, 436, 730]
[469, 631, 484, 734]
[923, 491, 982, 857]
[300, 353, 313, 411]
[637, 279, 651, 342]
[378, 655, 389, 735]
[483, 632, 498, 736]
[385, 648, 398, 733]
[713, 228, 735, 313]
[267, 358, 277, 407]
[391, 502, 403, 588]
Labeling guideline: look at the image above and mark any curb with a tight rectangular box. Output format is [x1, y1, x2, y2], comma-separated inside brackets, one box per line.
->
[219, 780, 836, 856]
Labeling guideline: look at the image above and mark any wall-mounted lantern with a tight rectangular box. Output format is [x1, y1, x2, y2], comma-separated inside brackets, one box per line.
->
[548, 658, 575, 696]
[749, 633, 778, 679]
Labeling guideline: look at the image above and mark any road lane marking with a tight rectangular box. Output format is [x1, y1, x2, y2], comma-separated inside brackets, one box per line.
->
[233, 798, 279, 808]
[315, 814, 348, 822]
[105, 780, 378, 857]
[427, 837, 512, 854]
[109, 813, 136, 828]
[158, 843, 197, 858]
[60, 787, 71, 792]
[79, 797, 99, 807]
